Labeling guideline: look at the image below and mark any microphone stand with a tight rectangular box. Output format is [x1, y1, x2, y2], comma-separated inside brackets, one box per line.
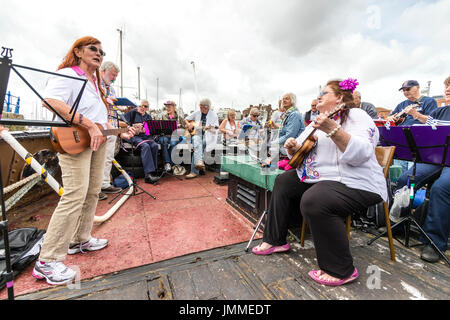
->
[110, 112, 156, 202]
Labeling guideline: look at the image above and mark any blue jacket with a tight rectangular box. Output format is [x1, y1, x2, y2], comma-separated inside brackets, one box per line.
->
[276, 109, 305, 146]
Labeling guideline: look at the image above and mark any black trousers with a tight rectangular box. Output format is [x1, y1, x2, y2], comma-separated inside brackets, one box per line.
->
[263, 169, 382, 279]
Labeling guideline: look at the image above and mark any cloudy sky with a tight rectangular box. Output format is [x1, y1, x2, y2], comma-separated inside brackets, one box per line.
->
[1, 0, 449, 120]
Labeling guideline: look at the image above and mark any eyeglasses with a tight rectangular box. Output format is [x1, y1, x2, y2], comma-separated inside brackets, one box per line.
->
[311, 105, 317, 107]
[251, 114, 259, 117]
[86, 45, 106, 57]
[402, 88, 412, 92]
[141, 105, 149, 109]
[319, 91, 329, 97]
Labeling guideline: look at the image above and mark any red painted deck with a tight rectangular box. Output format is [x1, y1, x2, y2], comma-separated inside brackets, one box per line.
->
[1, 171, 260, 299]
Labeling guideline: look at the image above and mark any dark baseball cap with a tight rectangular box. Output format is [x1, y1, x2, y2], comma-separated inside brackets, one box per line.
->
[399, 80, 419, 91]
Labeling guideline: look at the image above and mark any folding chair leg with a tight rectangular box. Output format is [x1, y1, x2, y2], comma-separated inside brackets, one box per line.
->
[300, 219, 306, 247]
[384, 201, 396, 261]
[346, 216, 351, 240]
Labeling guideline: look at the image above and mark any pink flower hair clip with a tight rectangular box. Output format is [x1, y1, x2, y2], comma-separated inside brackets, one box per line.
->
[339, 78, 359, 92]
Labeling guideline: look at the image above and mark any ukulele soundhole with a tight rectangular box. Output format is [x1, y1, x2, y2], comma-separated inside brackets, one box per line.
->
[73, 131, 80, 143]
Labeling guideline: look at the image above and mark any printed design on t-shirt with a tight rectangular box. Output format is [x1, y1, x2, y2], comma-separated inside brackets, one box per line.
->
[302, 148, 320, 180]
[367, 127, 376, 146]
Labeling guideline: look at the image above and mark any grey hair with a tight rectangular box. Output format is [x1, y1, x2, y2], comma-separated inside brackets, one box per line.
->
[100, 61, 120, 73]
[199, 98, 211, 107]
[285, 92, 297, 107]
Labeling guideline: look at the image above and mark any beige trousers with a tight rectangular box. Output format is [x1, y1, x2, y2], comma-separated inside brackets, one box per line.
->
[39, 143, 106, 262]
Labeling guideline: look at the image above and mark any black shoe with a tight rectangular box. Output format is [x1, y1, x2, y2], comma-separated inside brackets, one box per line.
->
[420, 245, 440, 263]
[145, 173, 160, 184]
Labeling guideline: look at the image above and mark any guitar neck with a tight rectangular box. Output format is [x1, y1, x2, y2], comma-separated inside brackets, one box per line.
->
[101, 127, 128, 137]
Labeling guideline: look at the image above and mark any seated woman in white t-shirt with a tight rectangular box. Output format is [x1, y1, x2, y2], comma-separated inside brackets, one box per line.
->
[32, 36, 135, 286]
[251, 79, 387, 287]
[219, 109, 240, 146]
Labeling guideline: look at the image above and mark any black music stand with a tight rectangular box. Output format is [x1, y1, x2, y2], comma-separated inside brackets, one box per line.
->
[145, 120, 182, 182]
[0, 47, 86, 300]
[370, 125, 450, 265]
[109, 140, 157, 203]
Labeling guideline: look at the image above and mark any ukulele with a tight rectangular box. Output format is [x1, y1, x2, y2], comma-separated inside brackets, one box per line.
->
[185, 120, 218, 136]
[392, 102, 422, 125]
[50, 123, 131, 155]
[288, 104, 347, 169]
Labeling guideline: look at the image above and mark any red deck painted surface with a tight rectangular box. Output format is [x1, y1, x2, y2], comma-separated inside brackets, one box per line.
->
[1, 171, 260, 298]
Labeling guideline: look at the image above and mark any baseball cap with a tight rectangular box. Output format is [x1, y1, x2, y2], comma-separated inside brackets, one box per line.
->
[399, 80, 419, 91]
[164, 100, 176, 106]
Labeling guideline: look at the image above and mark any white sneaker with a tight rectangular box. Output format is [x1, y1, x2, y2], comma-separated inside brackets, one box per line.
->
[68, 237, 108, 255]
[32, 261, 77, 285]
[164, 163, 172, 172]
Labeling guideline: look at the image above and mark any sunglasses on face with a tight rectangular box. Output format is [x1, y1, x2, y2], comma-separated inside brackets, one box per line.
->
[86, 45, 106, 57]
[251, 114, 259, 117]
[319, 91, 329, 97]
[141, 105, 149, 109]
[402, 88, 412, 92]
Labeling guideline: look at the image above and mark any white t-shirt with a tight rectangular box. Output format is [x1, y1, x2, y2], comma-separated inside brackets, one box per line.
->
[44, 66, 108, 127]
[291, 108, 388, 201]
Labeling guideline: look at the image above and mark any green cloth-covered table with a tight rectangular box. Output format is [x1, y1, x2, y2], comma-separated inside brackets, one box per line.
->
[221, 155, 403, 190]
[221, 155, 284, 191]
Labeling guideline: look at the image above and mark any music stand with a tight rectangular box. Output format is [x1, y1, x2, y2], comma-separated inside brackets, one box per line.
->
[369, 125, 450, 265]
[145, 120, 182, 182]
[0, 47, 87, 300]
[109, 139, 157, 203]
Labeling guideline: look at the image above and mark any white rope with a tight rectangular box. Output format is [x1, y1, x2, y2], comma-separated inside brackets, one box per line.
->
[0, 130, 64, 196]
[94, 159, 133, 223]
[5, 175, 40, 212]
[3, 172, 39, 194]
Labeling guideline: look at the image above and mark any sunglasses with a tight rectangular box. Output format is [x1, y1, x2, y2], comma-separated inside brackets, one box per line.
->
[251, 114, 259, 117]
[86, 45, 106, 57]
[141, 105, 149, 109]
[402, 87, 412, 92]
[319, 91, 329, 97]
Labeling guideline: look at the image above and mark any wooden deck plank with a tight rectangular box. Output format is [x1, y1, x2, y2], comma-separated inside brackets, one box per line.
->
[78, 280, 149, 300]
[168, 269, 197, 300]
[148, 275, 173, 300]
[15, 232, 449, 300]
[189, 263, 222, 300]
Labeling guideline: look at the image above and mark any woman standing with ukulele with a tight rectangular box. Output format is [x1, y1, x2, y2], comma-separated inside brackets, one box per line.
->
[32, 36, 135, 285]
[251, 79, 387, 286]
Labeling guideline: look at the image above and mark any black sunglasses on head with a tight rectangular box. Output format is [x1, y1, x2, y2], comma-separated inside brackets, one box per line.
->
[86, 45, 106, 57]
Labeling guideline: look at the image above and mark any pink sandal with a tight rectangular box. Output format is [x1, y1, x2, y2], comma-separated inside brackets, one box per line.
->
[308, 268, 358, 286]
[251, 243, 290, 255]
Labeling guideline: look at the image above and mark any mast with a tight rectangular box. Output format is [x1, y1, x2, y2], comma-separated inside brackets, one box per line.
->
[117, 28, 123, 97]
[191, 61, 199, 109]
[137, 66, 141, 100]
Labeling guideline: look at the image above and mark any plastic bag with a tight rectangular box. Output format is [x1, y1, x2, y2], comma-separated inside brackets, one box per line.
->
[389, 186, 410, 222]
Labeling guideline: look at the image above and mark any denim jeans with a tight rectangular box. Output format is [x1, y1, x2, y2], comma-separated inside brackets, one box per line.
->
[157, 135, 181, 165]
[191, 134, 206, 175]
[397, 164, 450, 251]
[129, 135, 158, 175]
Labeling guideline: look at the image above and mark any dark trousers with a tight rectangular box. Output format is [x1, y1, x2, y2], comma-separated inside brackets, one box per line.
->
[130, 135, 159, 174]
[397, 164, 450, 251]
[263, 170, 382, 279]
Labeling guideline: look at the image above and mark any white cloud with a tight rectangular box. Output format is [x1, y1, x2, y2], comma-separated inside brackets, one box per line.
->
[1, 0, 449, 120]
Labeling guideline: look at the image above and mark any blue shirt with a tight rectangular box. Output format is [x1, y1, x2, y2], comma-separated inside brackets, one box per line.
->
[391, 96, 438, 126]
[430, 105, 450, 121]
[276, 109, 305, 146]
